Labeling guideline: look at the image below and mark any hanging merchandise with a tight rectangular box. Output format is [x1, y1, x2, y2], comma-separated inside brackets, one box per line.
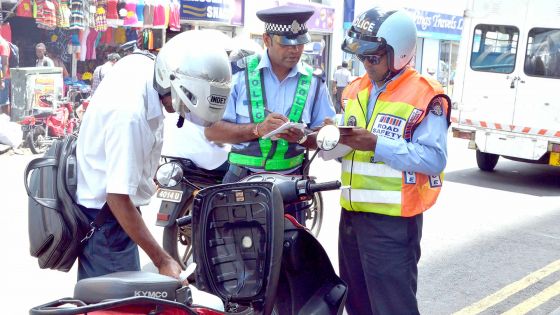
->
[152, 0, 166, 28]
[69, 0, 85, 29]
[106, 0, 119, 27]
[117, 0, 126, 25]
[136, 0, 144, 26]
[168, 0, 179, 31]
[123, 0, 138, 26]
[59, 0, 71, 28]
[143, 0, 153, 27]
[94, 5, 108, 31]
[16, 0, 34, 17]
[36, 0, 57, 30]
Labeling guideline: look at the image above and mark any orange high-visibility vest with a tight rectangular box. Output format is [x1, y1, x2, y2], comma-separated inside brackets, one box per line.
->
[341, 68, 449, 217]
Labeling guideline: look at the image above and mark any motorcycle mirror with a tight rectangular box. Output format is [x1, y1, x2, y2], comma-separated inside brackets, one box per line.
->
[155, 161, 184, 188]
[316, 124, 340, 151]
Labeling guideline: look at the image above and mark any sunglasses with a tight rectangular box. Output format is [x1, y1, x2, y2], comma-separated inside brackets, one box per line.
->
[356, 51, 387, 65]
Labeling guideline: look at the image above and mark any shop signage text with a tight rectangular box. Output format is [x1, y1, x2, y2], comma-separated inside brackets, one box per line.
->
[405, 8, 463, 41]
[181, 0, 244, 25]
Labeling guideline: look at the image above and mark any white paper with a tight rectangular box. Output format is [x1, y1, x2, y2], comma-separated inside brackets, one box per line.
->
[261, 121, 307, 140]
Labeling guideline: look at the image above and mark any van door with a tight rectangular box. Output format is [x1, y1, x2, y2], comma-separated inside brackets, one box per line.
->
[512, 0, 560, 134]
[458, 0, 526, 127]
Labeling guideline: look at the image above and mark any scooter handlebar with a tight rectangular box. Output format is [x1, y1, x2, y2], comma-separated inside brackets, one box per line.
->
[307, 180, 341, 194]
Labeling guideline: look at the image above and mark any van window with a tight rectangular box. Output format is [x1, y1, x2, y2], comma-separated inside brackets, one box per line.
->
[470, 24, 519, 74]
[524, 28, 560, 79]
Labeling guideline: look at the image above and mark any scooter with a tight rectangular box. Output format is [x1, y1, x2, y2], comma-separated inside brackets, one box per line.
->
[163, 125, 346, 314]
[156, 153, 324, 269]
[29, 125, 345, 315]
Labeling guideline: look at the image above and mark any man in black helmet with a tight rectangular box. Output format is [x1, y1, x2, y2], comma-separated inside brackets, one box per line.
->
[205, 5, 335, 184]
[337, 8, 451, 315]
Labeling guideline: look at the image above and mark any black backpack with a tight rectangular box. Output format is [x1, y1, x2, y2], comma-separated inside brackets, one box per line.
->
[8, 42, 19, 68]
[23, 135, 115, 272]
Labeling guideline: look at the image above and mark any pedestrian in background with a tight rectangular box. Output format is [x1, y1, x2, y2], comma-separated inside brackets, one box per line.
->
[332, 60, 351, 113]
[35, 43, 54, 67]
[90, 53, 121, 95]
[0, 35, 10, 116]
[337, 8, 451, 315]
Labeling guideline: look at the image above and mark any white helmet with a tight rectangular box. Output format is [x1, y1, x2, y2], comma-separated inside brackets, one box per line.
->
[154, 30, 232, 126]
[342, 9, 417, 72]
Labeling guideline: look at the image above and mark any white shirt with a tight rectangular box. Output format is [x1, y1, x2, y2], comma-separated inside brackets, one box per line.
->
[161, 111, 230, 170]
[76, 54, 164, 208]
[333, 67, 351, 87]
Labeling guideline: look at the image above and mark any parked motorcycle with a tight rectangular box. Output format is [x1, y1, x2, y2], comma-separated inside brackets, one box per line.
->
[20, 98, 79, 154]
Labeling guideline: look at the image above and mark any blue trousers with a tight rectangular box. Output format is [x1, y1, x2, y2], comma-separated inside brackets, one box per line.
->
[338, 209, 423, 315]
[77, 205, 140, 280]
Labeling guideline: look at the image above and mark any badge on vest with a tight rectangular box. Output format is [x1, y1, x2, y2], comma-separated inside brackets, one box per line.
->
[347, 115, 357, 126]
[405, 171, 416, 184]
[429, 175, 442, 187]
[429, 97, 444, 116]
[372, 114, 406, 140]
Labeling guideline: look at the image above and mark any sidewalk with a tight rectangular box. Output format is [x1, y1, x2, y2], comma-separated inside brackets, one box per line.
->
[551, 307, 560, 315]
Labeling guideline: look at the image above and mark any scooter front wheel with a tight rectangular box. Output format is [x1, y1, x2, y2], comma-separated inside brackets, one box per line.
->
[305, 192, 324, 237]
[162, 202, 193, 270]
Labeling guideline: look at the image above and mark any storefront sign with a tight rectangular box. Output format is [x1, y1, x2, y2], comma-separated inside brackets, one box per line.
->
[405, 8, 463, 41]
[286, 2, 335, 33]
[180, 0, 244, 26]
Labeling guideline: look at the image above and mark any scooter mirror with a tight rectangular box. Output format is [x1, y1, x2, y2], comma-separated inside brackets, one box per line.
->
[155, 161, 184, 188]
[316, 124, 340, 151]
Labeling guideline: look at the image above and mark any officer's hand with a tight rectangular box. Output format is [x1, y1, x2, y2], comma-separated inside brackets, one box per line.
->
[158, 256, 188, 286]
[338, 127, 378, 151]
[277, 127, 304, 143]
[259, 112, 288, 136]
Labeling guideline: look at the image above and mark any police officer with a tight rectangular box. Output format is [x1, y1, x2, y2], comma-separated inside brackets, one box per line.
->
[337, 8, 451, 315]
[205, 5, 335, 183]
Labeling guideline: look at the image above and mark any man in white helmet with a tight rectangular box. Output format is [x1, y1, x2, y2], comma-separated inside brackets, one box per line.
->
[75, 30, 231, 281]
[337, 8, 451, 315]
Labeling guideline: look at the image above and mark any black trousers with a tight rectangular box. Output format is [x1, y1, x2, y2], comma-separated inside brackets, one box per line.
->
[338, 209, 423, 315]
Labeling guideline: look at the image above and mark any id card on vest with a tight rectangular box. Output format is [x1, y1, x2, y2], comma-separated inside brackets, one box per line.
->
[370, 114, 406, 140]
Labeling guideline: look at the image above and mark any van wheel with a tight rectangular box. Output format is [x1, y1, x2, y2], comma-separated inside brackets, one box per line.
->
[476, 150, 499, 171]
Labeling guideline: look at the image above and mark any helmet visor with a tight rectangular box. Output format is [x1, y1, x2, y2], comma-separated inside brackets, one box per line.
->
[170, 73, 231, 126]
[342, 30, 387, 55]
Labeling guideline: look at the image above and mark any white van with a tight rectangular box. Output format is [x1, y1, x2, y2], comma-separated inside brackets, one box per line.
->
[451, 0, 560, 171]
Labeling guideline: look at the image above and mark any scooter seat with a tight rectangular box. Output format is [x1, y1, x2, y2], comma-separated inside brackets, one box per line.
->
[74, 271, 182, 304]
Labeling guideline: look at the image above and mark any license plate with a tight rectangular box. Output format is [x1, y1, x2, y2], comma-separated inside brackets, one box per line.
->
[156, 188, 183, 203]
[549, 152, 560, 166]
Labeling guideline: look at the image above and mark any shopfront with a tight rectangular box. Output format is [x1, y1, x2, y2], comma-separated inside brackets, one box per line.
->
[407, 8, 463, 95]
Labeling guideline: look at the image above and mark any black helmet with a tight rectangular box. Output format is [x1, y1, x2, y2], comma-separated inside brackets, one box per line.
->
[342, 8, 417, 71]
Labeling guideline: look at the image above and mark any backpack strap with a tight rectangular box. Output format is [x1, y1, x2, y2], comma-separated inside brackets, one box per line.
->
[81, 203, 111, 243]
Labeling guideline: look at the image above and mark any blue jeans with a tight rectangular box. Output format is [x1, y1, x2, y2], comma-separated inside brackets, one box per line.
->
[0, 78, 10, 106]
[77, 204, 140, 280]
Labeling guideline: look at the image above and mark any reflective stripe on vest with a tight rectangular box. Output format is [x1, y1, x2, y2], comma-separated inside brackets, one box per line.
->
[228, 55, 313, 171]
[341, 68, 446, 217]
